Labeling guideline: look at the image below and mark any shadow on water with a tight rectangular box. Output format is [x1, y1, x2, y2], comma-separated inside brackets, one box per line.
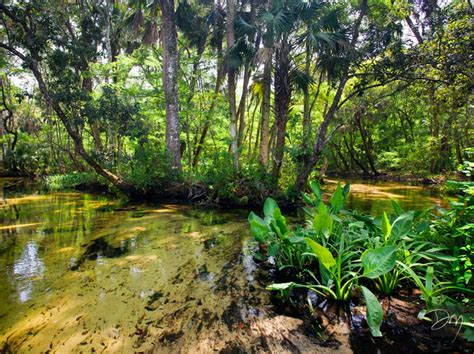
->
[69, 237, 130, 271]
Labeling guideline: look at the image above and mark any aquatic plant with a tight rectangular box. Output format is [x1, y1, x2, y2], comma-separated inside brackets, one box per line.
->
[249, 181, 474, 339]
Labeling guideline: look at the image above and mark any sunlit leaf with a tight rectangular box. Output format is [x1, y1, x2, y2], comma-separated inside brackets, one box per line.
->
[381, 212, 391, 241]
[330, 183, 344, 213]
[305, 238, 336, 269]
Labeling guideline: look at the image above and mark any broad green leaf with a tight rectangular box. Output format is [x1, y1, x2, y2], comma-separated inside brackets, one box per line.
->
[390, 199, 403, 216]
[330, 183, 344, 213]
[361, 286, 383, 337]
[425, 266, 433, 294]
[381, 212, 391, 241]
[264, 198, 278, 218]
[305, 238, 336, 269]
[391, 211, 414, 238]
[264, 198, 288, 236]
[301, 192, 314, 206]
[317, 201, 329, 215]
[309, 181, 322, 201]
[362, 246, 397, 279]
[248, 212, 269, 243]
[267, 241, 279, 257]
[342, 183, 351, 198]
[319, 261, 331, 286]
[266, 282, 295, 291]
[313, 213, 333, 235]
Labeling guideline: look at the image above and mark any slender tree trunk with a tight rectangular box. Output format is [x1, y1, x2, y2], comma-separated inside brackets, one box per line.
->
[343, 134, 369, 175]
[332, 142, 350, 171]
[295, 0, 368, 192]
[354, 108, 378, 175]
[247, 97, 260, 159]
[272, 38, 291, 182]
[226, 0, 239, 171]
[184, 44, 205, 167]
[302, 40, 312, 149]
[405, 16, 423, 45]
[259, 46, 272, 167]
[237, 0, 257, 150]
[237, 63, 251, 148]
[160, 0, 182, 173]
[429, 86, 439, 173]
[192, 48, 225, 168]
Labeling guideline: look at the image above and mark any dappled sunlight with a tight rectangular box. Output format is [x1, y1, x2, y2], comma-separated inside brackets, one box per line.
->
[0, 223, 42, 231]
[55, 247, 76, 253]
[150, 208, 178, 213]
[324, 179, 448, 212]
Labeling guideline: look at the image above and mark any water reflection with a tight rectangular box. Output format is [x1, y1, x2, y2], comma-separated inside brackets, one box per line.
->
[12, 241, 45, 303]
[324, 179, 448, 213]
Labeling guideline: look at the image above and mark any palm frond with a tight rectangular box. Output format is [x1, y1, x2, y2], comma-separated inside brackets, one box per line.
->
[289, 66, 313, 94]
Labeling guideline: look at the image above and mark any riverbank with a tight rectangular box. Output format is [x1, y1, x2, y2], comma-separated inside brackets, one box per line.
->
[0, 173, 452, 215]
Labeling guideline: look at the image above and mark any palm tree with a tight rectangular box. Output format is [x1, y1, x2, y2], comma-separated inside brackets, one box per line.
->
[130, 0, 182, 173]
[295, 0, 368, 192]
[255, 0, 345, 182]
[226, 0, 239, 171]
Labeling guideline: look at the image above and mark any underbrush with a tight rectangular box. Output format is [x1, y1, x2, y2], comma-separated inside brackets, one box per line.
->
[44, 172, 108, 191]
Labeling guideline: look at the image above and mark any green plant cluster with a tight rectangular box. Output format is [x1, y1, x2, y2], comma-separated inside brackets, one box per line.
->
[248, 181, 473, 338]
[44, 172, 105, 191]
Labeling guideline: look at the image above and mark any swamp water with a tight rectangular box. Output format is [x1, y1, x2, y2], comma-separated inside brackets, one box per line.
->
[0, 178, 449, 353]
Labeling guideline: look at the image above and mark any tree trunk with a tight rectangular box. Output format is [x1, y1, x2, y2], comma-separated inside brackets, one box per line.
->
[272, 39, 291, 182]
[295, 0, 368, 192]
[160, 0, 182, 173]
[226, 0, 239, 171]
[192, 43, 225, 168]
[354, 108, 378, 175]
[237, 63, 251, 148]
[184, 44, 205, 167]
[343, 134, 369, 175]
[259, 46, 272, 167]
[28, 58, 132, 192]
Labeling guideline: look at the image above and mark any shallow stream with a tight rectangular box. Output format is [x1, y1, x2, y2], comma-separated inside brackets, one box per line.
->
[0, 178, 449, 353]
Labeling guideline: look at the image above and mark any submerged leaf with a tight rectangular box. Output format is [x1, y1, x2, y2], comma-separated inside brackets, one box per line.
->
[266, 282, 295, 291]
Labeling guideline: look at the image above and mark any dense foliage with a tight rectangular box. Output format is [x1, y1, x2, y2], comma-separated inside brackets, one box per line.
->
[249, 180, 473, 339]
[0, 0, 472, 201]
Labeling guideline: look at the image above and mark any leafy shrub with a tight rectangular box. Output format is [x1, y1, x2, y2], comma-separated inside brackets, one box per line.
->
[376, 151, 402, 171]
[45, 172, 104, 190]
